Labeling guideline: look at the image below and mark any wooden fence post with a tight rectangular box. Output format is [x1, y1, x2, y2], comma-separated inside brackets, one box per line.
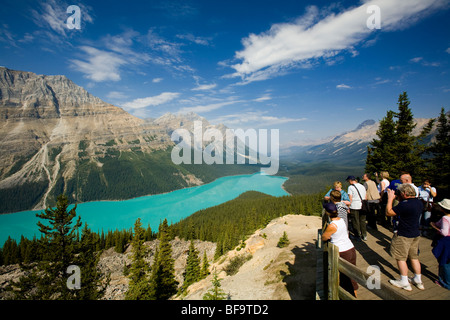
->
[327, 243, 340, 300]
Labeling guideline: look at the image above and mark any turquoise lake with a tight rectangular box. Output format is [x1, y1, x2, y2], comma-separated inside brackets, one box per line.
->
[0, 173, 289, 245]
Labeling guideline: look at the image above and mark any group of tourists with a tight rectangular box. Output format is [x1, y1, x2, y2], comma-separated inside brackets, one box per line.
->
[321, 171, 450, 298]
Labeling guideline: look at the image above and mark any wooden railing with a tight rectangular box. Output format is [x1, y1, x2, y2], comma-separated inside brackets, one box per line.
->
[316, 229, 410, 300]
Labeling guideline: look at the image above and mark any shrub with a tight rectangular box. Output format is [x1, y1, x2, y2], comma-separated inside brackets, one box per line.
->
[277, 231, 290, 248]
[223, 254, 252, 276]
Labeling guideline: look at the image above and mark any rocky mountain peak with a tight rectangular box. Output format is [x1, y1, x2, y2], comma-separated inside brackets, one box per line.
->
[354, 119, 376, 131]
[0, 67, 114, 119]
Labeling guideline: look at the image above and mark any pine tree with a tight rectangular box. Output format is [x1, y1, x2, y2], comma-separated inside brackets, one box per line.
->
[125, 218, 152, 300]
[182, 240, 201, 291]
[277, 231, 290, 248]
[149, 218, 178, 300]
[2, 237, 19, 265]
[202, 272, 227, 300]
[366, 110, 397, 174]
[144, 224, 153, 241]
[214, 240, 223, 261]
[393, 92, 417, 175]
[428, 108, 450, 197]
[12, 194, 82, 299]
[200, 250, 210, 279]
[75, 223, 107, 299]
[366, 92, 429, 179]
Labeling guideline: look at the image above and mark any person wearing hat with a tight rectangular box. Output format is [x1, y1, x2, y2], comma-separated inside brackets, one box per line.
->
[430, 199, 450, 289]
[321, 202, 358, 297]
[346, 175, 368, 241]
[430, 199, 450, 237]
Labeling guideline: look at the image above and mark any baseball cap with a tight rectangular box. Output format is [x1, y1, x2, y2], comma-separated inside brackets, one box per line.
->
[323, 202, 337, 213]
[388, 179, 401, 191]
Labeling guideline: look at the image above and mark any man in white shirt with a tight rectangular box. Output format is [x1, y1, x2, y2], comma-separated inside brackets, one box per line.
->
[347, 176, 368, 241]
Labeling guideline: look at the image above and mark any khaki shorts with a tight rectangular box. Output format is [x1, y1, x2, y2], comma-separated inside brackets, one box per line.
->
[390, 234, 420, 261]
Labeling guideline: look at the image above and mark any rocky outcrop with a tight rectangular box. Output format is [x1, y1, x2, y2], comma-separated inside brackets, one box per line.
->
[179, 214, 321, 300]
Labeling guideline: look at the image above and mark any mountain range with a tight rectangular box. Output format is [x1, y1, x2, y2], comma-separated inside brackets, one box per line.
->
[280, 117, 436, 166]
[0, 67, 257, 213]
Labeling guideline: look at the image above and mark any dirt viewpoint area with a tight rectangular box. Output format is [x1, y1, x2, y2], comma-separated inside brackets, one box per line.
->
[180, 214, 322, 300]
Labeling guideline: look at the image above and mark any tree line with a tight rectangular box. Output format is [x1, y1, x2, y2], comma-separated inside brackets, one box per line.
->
[365, 92, 449, 198]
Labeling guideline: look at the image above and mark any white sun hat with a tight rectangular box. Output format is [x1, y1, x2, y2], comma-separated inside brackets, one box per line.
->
[437, 199, 450, 211]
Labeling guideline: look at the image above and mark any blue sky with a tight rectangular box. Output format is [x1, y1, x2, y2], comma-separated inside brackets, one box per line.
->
[1, 0, 449, 147]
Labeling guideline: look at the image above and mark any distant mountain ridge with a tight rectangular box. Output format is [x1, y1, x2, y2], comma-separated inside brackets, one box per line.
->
[0, 67, 257, 213]
[281, 117, 436, 166]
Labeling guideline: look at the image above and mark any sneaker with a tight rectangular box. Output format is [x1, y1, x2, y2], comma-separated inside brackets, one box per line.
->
[389, 279, 412, 291]
[409, 278, 425, 290]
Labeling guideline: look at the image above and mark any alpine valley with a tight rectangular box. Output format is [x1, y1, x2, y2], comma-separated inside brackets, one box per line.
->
[0, 67, 258, 214]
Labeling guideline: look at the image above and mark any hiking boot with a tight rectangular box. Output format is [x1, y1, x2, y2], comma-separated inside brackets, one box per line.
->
[389, 279, 412, 291]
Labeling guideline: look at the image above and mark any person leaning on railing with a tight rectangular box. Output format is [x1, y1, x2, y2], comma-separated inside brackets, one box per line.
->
[321, 202, 359, 298]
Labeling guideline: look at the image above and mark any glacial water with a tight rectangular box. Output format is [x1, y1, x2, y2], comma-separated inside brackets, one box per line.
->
[0, 173, 289, 245]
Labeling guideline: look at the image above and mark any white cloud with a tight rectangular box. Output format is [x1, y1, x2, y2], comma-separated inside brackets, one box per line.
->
[410, 57, 423, 63]
[373, 78, 391, 86]
[227, 0, 448, 84]
[31, 0, 94, 37]
[0, 24, 18, 47]
[410, 56, 440, 67]
[254, 94, 272, 102]
[70, 46, 126, 82]
[106, 91, 129, 100]
[122, 92, 180, 109]
[146, 29, 183, 58]
[212, 111, 307, 128]
[336, 84, 352, 89]
[178, 100, 242, 114]
[102, 30, 151, 65]
[70, 31, 150, 82]
[446, 48, 450, 54]
[192, 83, 217, 91]
[152, 77, 163, 83]
[176, 33, 211, 46]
